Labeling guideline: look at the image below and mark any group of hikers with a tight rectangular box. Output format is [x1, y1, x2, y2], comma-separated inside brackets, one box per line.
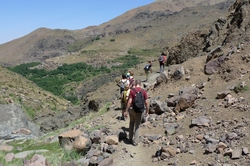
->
[116, 52, 167, 146]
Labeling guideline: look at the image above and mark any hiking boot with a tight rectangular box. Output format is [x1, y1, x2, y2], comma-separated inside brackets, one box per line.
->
[121, 114, 126, 121]
[128, 139, 138, 146]
[132, 142, 138, 146]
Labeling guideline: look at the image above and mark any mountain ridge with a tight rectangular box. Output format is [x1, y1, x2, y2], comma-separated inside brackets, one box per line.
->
[0, 0, 234, 66]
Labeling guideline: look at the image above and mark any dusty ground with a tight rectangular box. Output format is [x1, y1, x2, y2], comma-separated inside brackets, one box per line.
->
[89, 43, 250, 165]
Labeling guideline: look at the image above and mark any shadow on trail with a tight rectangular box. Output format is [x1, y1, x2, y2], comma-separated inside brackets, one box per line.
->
[114, 107, 122, 111]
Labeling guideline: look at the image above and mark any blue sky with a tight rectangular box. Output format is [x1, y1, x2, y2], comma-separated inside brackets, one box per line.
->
[0, 0, 155, 44]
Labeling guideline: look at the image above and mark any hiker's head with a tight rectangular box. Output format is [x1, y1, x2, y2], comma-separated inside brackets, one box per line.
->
[148, 61, 151, 64]
[122, 74, 127, 79]
[129, 71, 134, 76]
[126, 72, 130, 78]
[161, 52, 165, 55]
[135, 80, 142, 86]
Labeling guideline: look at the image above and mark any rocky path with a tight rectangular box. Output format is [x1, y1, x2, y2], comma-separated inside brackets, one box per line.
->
[97, 99, 164, 166]
[94, 71, 165, 166]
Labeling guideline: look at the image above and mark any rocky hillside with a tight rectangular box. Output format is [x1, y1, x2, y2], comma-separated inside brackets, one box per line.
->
[2, 0, 250, 165]
[0, 0, 235, 135]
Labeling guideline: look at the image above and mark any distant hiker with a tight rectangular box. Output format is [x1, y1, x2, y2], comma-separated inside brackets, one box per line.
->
[158, 52, 167, 73]
[144, 61, 152, 81]
[118, 74, 130, 98]
[127, 71, 135, 88]
[120, 84, 130, 120]
[124, 79, 149, 146]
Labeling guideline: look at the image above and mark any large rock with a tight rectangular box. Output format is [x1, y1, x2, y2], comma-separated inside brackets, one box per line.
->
[172, 66, 185, 80]
[204, 54, 226, 75]
[191, 116, 210, 127]
[98, 157, 113, 166]
[161, 146, 176, 157]
[164, 123, 181, 135]
[23, 154, 49, 166]
[0, 104, 41, 140]
[149, 100, 172, 115]
[175, 93, 197, 114]
[156, 72, 169, 85]
[73, 135, 92, 153]
[105, 135, 118, 145]
[89, 130, 103, 144]
[58, 129, 85, 151]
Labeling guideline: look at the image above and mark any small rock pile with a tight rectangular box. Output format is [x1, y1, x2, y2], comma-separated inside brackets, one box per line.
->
[58, 129, 119, 166]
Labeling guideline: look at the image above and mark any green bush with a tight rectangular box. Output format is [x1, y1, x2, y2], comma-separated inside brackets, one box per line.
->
[233, 85, 249, 93]
[110, 39, 115, 42]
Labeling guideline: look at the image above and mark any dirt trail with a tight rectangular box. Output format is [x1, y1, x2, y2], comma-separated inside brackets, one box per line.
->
[98, 99, 164, 166]
[96, 69, 165, 166]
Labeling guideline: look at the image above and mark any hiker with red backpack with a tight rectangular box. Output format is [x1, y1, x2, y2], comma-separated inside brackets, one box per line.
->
[158, 52, 167, 73]
[124, 79, 149, 146]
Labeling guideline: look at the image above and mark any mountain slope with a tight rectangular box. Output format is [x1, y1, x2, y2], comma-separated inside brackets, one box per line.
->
[0, 0, 234, 66]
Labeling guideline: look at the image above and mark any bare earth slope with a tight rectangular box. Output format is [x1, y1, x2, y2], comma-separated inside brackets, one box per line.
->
[88, 41, 250, 165]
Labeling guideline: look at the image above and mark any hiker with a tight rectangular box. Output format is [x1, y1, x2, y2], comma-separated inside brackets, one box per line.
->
[119, 74, 130, 98]
[158, 52, 167, 73]
[127, 71, 135, 88]
[120, 83, 130, 120]
[124, 79, 149, 146]
[121, 81, 136, 121]
[144, 61, 152, 81]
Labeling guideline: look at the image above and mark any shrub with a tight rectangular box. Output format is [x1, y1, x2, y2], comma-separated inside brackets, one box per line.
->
[233, 85, 249, 93]
[110, 39, 115, 42]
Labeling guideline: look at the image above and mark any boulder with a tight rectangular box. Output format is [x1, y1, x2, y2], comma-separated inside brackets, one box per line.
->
[73, 135, 92, 153]
[89, 130, 103, 144]
[172, 66, 185, 80]
[204, 55, 226, 75]
[175, 93, 197, 114]
[98, 157, 113, 166]
[156, 72, 169, 85]
[0, 104, 41, 140]
[161, 146, 176, 157]
[5, 153, 14, 162]
[23, 154, 49, 166]
[149, 100, 171, 115]
[164, 123, 181, 135]
[105, 135, 119, 145]
[191, 116, 210, 127]
[58, 129, 84, 150]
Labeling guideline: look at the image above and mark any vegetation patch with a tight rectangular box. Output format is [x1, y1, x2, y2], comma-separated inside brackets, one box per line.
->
[233, 85, 249, 93]
[7, 55, 141, 104]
